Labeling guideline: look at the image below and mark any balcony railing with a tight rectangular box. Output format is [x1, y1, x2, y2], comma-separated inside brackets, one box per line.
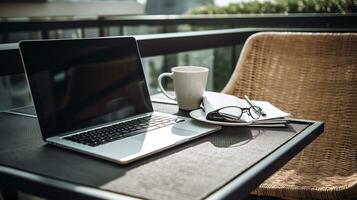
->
[1, 14, 356, 43]
[2, 27, 357, 76]
[1, 14, 357, 110]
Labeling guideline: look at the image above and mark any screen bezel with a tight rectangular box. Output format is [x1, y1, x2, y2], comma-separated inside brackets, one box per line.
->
[19, 37, 153, 140]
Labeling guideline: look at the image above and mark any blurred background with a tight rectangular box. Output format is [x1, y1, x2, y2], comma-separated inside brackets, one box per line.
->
[0, 0, 356, 111]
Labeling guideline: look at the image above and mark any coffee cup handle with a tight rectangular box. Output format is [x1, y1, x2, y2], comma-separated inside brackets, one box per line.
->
[158, 72, 176, 100]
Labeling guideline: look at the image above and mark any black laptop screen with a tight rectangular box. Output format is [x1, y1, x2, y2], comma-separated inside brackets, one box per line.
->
[20, 37, 153, 139]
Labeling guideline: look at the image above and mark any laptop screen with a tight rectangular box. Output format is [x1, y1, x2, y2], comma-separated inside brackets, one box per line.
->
[20, 37, 153, 139]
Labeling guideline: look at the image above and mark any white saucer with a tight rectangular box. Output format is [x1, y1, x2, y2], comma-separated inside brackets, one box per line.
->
[189, 109, 252, 126]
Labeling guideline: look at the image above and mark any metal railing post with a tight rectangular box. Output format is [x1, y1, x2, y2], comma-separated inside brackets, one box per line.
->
[41, 30, 49, 39]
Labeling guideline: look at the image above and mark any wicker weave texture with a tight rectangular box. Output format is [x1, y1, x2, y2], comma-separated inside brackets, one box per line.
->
[223, 32, 357, 200]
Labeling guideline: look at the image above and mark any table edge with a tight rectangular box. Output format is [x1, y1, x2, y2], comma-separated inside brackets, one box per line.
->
[0, 119, 324, 200]
[0, 165, 137, 200]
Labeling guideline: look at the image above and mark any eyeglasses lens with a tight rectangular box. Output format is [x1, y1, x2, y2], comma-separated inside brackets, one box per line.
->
[249, 106, 262, 119]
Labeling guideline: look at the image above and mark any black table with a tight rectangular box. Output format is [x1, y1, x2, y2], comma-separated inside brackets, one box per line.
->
[0, 102, 323, 200]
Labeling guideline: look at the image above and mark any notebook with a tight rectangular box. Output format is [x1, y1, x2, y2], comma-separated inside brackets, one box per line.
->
[201, 92, 290, 127]
[19, 37, 221, 164]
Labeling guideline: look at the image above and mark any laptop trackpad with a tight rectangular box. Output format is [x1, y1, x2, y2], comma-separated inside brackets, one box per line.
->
[171, 126, 199, 136]
[130, 125, 198, 149]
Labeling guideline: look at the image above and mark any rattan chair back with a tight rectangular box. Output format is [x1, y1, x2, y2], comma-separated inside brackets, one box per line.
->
[223, 32, 357, 199]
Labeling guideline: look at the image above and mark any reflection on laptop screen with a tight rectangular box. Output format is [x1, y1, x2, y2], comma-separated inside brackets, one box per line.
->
[20, 37, 153, 139]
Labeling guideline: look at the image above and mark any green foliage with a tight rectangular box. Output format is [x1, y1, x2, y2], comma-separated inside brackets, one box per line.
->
[188, 0, 357, 14]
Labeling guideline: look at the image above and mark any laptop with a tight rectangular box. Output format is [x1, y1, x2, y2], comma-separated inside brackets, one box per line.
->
[19, 37, 221, 164]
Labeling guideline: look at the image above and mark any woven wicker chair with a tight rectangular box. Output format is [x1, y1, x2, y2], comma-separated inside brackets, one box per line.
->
[222, 32, 357, 200]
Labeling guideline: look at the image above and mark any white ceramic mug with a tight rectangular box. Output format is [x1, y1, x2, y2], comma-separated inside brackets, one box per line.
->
[158, 66, 208, 110]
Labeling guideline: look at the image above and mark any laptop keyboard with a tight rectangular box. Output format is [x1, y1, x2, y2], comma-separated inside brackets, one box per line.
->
[63, 114, 181, 147]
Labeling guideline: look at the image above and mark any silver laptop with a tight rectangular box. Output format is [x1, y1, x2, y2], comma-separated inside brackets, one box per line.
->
[19, 37, 221, 164]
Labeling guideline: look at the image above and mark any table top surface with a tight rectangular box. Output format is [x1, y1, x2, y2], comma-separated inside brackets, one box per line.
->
[0, 102, 324, 200]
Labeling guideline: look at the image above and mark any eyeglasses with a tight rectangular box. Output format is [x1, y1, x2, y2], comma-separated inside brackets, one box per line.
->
[209, 106, 263, 122]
